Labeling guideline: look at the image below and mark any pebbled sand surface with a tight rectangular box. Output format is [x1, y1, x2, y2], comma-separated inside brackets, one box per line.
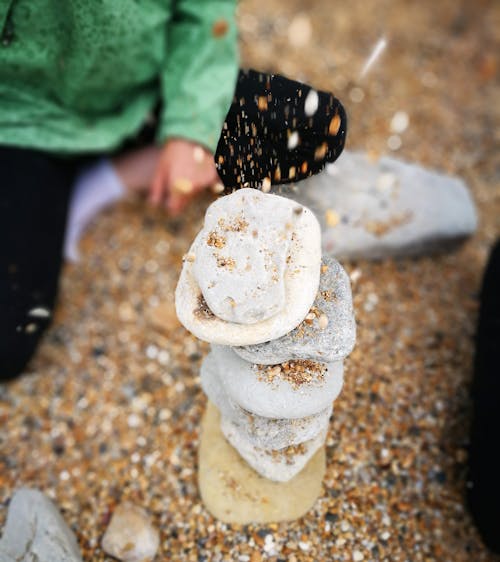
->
[1, 0, 499, 560]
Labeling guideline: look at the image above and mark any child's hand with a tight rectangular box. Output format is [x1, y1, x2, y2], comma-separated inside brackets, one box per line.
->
[150, 139, 221, 215]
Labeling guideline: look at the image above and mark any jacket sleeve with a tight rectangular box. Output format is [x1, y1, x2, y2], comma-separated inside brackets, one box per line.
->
[158, 0, 239, 153]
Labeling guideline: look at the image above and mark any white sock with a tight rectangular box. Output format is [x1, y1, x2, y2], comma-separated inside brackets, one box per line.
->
[64, 159, 125, 262]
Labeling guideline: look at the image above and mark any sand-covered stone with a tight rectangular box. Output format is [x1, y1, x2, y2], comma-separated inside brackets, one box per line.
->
[235, 256, 356, 364]
[0, 488, 83, 562]
[199, 402, 326, 523]
[280, 151, 477, 260]
[201, 351, 332, 450]
[192, 188, 296, 324]
[175, 189, 321, 346]
[221, 414, 326, 482]
[211, 345, 343, 419]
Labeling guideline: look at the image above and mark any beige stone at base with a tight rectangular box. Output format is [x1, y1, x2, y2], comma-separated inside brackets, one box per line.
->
[198, 402, 326, 524]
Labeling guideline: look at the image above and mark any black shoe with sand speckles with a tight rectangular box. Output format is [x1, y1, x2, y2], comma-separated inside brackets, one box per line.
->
[215, 69, 347, 192]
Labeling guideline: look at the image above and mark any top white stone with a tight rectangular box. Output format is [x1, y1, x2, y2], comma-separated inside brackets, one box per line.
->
[192, 188, 295, 324]
[175, 189, 322, 346]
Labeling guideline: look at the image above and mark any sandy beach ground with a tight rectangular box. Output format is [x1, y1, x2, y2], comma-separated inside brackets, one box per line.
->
[1, 0, 499, 560]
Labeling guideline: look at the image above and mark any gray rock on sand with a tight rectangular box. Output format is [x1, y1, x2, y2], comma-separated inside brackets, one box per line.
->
[101, 501, 159, 562]
[235, 256, 356, 365]
[0, 488, 83, 562]
[221, 416, 327, 482]
[175, 188, 322, 346]
[210, 345, 344, 419]
[280, 150, 477, 260]
[201, 351, 332, 450]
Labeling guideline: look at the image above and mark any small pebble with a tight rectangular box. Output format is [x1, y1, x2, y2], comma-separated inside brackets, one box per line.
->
[390, 111, 409, 134]
[349, 87, 365, 103]
[387, 134, 402, 151]
[298, 541, 311, 552]
[318, 314, 329, 329]
[304, 89, 319, 116]
[288, 13, 312, 47]
[101, 501, 159, 562]
[287, 131, 300, 150]
[28, 307, 51, 318]
[325, 209, 340, 227]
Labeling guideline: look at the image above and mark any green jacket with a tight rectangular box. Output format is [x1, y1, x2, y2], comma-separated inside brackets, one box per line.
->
[0, 0, 238, 154]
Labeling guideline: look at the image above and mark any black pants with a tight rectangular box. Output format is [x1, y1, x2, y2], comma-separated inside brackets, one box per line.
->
[467, 239, 500, 554]
[0, 69, 346, 380]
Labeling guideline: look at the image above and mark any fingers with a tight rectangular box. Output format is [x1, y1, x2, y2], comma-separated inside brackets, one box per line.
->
[167, 192, 190, 215]
[149, 167, 165, 206]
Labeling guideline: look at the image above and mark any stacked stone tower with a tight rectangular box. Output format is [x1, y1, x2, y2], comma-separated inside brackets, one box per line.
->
[176, 188, 355, 523]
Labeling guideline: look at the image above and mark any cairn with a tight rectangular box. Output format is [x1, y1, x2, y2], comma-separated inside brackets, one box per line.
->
[175, 188, 355, 523]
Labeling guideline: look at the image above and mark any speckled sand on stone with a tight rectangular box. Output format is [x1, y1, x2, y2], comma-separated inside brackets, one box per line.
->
[210, 345, 344, 419]
[221, 415, 327, 482]
[175, 189, 322, 346]
[235, 256, 356, 365]
[191, 188, 296, 324]
[201, 350, 333, 450]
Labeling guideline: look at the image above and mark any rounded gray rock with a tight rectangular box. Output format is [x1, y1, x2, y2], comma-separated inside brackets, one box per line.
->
[221, 416, 327, 482]
[234, 256, 356, 365]
[211, 345, 344, 419]
[201, 351, 332, 450]
[0, 488, 83, 562]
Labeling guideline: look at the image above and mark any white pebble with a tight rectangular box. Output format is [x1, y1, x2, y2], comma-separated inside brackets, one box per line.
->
[146, 345, 158, 359]
[127, 414, 142, 428]
[318, 314, 329, 329]
[340, 520, 350, 532]
[298, 541, 311, 552]
[390, 111, 409, 134]
[287, 131, 300, 150]
[28, 307, 51, 318]
[158, 350, 170, 366]
[304, 89, 319, 116]
[59, 470, 70, 481]
[350, 268, 362, 283]
[288, 13, 312, 47]
[380, 531, 391, 541]
[353, 550, 364, 561]
[211, 182, 225, 194]
[387, 134, 402, 151]
[349, 87, 365, 103]
[261, 177, 272, 193]
[145, 260, 158, 274]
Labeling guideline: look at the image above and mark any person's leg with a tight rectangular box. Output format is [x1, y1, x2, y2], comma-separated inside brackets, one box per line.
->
[63, 146, 160, 262]
[0, 147, 76, 380]
[467, 239, 500, 553]
[215, 69, 347, 190]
